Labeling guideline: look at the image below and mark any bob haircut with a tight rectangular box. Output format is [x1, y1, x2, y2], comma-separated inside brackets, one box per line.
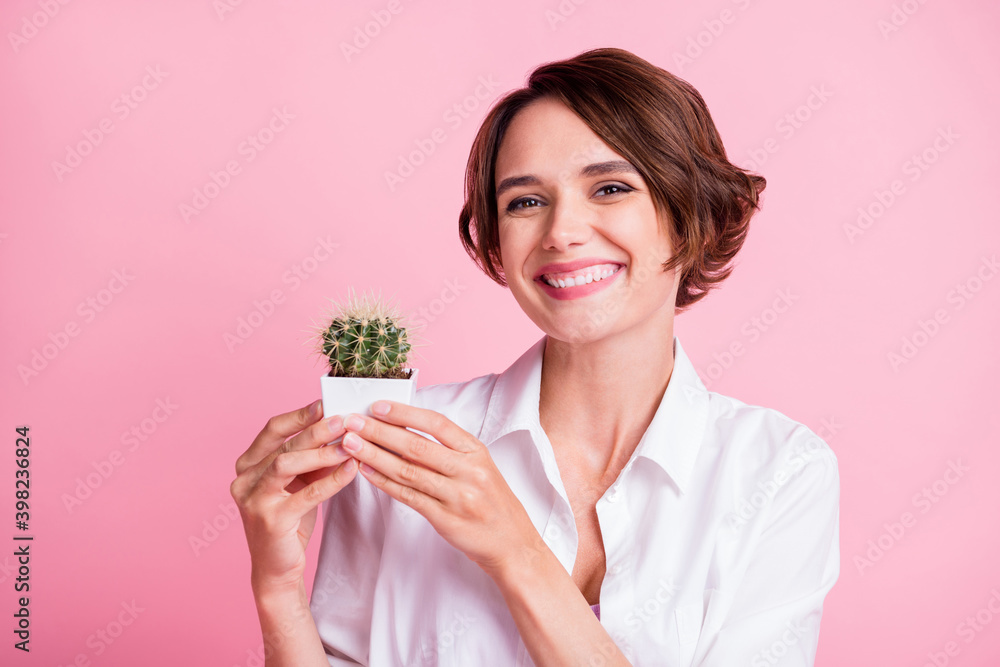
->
[458, 47, 766, 312]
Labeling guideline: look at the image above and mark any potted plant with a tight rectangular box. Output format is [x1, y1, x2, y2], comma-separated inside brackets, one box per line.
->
[311, 287, 422, 422]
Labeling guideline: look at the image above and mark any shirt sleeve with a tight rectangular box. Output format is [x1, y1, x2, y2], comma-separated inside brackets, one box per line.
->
[695, 427, 841, 667]
[308, 472, 387, 666]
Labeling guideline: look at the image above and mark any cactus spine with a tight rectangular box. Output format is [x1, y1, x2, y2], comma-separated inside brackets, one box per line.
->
[315, 288, 413, 379]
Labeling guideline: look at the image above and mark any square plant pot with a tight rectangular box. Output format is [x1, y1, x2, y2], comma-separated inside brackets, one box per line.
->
[320, 369, 419, 424]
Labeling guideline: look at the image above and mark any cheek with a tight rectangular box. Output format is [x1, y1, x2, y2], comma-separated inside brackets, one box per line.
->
[498, 224, 528, 273]
[497, 229, 511, 273]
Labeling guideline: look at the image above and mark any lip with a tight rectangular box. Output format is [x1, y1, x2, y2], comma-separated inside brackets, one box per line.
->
[535, 262, 625, 301]
[533, 257, 626, 281]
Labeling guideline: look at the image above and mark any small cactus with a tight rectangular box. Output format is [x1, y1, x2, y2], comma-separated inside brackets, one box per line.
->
[312, 288, 415, 380]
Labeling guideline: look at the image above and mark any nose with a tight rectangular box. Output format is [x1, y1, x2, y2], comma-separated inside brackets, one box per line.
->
[541, 193, 594, 252]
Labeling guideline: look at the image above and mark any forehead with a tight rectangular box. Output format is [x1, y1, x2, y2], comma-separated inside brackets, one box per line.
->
[495, 98, 622, 182]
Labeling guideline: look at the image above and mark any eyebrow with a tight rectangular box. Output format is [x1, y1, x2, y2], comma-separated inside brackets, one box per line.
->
[495, 160, 640, 199]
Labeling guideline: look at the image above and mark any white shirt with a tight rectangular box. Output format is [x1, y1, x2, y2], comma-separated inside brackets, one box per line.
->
[310, 334, 840, 666]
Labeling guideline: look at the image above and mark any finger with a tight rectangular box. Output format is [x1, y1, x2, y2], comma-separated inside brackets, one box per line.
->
[284, 458, 361, 518]
[243, 413, 347, 485]
[237, 400, 325, 473]
[232, 440, 343, 503]
[343, 432, 451, 500]
[256, 444, 356, 495]
[355, 454, 444, 522]
[363, 401, 478, 453]
[285, 459, 345, 494]
[342, 412, 456, 476]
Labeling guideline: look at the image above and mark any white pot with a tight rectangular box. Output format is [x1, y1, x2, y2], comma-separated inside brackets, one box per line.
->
[320, 369, 419, 421]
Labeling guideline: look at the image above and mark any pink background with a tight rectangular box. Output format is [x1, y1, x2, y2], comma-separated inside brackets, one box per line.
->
[2, 1, 999, 665]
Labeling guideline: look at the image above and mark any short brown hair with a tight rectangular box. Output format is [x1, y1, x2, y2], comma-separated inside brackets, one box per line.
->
[458, 47, 765, 311]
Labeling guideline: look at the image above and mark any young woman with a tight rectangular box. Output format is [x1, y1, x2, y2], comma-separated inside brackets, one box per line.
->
[231, 47, 840, 666]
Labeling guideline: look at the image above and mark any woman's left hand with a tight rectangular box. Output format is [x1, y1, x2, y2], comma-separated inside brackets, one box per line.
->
[339, 400, 546, 578]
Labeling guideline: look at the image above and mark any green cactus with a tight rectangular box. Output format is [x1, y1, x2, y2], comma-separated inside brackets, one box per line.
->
[313, 288, 414, 379]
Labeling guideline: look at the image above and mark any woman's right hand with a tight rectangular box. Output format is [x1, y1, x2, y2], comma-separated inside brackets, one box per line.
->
[230, 399, 359, 597]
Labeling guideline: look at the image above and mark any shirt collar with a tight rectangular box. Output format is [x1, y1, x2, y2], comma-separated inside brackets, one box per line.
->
[480, 334, 710, 494]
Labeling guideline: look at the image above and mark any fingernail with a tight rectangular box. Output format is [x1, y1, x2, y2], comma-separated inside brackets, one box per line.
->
[344, 414, 365, 431]
[359, 462, 375, 475]
[342, 433, 362, 452]
[327, 416, 343, 433]
[312, 399, 323, 416]
[370, 401, 390, 416]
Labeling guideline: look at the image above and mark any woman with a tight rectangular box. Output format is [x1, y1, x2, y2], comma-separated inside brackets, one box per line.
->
[231, 47, 840, 666]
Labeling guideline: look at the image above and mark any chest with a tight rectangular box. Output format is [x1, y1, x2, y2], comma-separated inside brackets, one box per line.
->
[546, 432, 641, 604]
[561, 468, 614, 604]
[371, 434, 723, 665]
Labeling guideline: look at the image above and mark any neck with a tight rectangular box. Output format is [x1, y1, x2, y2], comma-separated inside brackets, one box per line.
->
[538, 312, 676, 480]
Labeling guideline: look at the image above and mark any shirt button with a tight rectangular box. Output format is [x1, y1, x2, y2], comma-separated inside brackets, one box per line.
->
[606, 488, 620, 503]
[543, 525, 560, 542]
[610, 564, 622, 575]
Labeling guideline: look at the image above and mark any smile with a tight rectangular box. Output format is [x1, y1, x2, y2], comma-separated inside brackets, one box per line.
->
[541, 263, 623, 288]
[535, 262, 625, 301]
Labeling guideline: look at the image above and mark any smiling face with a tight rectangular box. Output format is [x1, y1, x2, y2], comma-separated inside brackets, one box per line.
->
[494, 97, 682, 344]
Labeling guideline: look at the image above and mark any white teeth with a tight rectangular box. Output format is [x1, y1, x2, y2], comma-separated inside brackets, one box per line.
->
[543, 265, 621, 289]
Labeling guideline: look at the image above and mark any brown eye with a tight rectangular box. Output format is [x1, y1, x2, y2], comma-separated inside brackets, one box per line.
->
[507, 197, 542, 212]
[596, 184, 633, 197]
